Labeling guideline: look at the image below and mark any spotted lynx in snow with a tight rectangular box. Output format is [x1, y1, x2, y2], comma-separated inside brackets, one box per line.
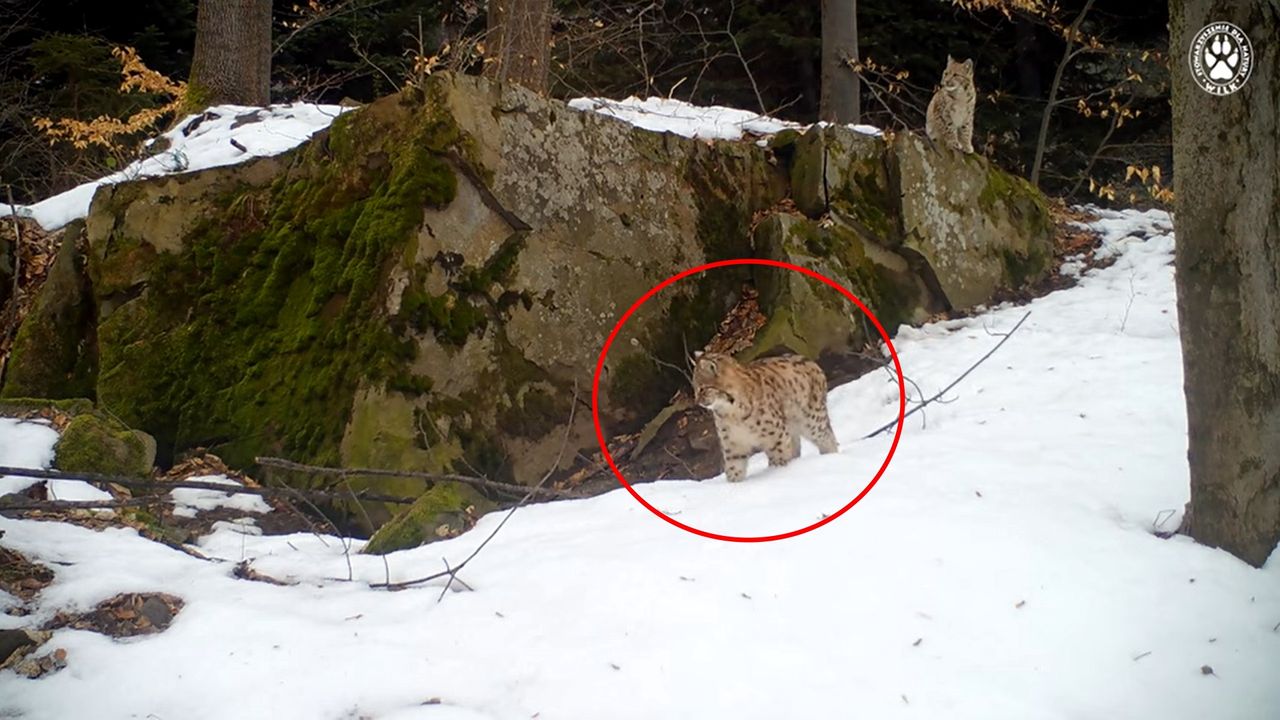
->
[926, 55, 976, 154]
[692, 351, 839, 483]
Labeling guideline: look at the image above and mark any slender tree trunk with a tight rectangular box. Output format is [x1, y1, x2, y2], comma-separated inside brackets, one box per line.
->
[1170, 0, 1280, 568]
[1030, 0, 1095, 188]
[188, 0, 272, 109]
[484, 0, 551, 94]
[820, 0, 859, 124]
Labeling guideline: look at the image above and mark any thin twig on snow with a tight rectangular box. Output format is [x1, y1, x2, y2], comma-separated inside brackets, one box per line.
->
[863, 311, 1032, 439]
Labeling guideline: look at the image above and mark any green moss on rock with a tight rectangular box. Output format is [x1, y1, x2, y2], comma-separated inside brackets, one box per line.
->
[455, 234, 525, 294]
[54, 413, 156, 477]
[980, 165, 1053, 239]
[979, 166, 1053, 288]
[0, 397, 97, 417]
[91, 90, 470, 467]
[362, 483, 487, 554]
[402, 289, 488, 346]
[750, 213, 926, 356]
[998, 244, 1050, 288]
[831, 155, 898, 244]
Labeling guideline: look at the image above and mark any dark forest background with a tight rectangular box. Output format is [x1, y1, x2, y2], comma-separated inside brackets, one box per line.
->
[0, 0, 1170, 206]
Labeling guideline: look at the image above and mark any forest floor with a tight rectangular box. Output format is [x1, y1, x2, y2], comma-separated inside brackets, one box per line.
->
[2, 206, 1279, 719]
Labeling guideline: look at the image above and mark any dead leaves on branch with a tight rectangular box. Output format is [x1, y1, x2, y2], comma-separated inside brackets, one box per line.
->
[32, 46, 185, 156]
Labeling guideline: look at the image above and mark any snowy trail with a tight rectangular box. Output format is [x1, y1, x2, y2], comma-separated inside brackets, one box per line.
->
[2, 208, 1278, 720]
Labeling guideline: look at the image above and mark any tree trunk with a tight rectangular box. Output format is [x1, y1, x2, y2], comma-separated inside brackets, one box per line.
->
[820, 0, 859, 124]
[1170, 0, 1280, 568]
[188, 0, 272, 109]
[484, 0, 551, 94]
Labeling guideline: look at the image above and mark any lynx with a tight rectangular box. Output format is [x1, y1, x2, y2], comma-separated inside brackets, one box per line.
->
[926, 55, 976, 154]
[691, 351, 839, 483]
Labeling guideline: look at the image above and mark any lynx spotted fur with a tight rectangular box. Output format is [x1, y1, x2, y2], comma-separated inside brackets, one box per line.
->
[691, 351, 839, 483]
[926, 55, 976, 154]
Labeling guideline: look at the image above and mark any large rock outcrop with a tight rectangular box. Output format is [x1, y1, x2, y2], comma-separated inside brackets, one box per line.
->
[4, 73, 1053, 534]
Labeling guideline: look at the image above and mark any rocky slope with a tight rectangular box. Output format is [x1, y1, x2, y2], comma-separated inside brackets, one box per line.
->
[1, 73, 1053, 541]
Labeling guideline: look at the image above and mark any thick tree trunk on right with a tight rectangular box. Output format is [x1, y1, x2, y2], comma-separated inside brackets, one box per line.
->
[1170, 0, 1280, 567]
[484, 0, 551, 94]
[188, 0, 272, 109]
[820, 0, 860, 124]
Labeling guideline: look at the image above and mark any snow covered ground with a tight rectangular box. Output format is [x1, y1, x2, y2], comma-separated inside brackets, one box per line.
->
[0, 419, 109, 503]
[2, 207, 1278, 719]
[0, 103, 349, 231]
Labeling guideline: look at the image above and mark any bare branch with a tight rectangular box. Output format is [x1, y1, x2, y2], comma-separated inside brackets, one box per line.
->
[0, 465, 415, 505]
[349, 33, 400, 90]
[255, 457, 585, 500]
[863, 311, 1032, 439]
[0, 496, 165, 512]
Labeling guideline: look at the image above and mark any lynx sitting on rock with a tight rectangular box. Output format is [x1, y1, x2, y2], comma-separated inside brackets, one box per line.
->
[691, 351, 839, 483]
[926, 55, 976, 154]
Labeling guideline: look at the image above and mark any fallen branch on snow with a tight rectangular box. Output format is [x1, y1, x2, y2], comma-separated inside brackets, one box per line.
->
[0, 496, 164, 512]
[863, 311, 1032, 439]
[255, 457, 586, 500]
[0, 465, 416, 510]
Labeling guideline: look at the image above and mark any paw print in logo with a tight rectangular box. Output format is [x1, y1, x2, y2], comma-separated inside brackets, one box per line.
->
[1189, 22, 1252, 95]
[1204, 33, 1240, 82]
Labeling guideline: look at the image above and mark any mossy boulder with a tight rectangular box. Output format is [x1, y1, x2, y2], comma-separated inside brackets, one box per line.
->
[2, 222, 97, 400]
[750, 212, 935, 361]
[60, 71, 1056, 541]
[891, 133, 1053, 309]
[54, 412, 157, 477]
[362, 483, 489, 555]
[785, 123, 1052, 311]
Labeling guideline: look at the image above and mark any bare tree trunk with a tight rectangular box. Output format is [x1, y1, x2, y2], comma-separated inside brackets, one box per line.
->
[1171, 0, 1280, 568]
[188, 0, 272, 109]
[484, 0, 551, 94]
[820, 0, 859, 124]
